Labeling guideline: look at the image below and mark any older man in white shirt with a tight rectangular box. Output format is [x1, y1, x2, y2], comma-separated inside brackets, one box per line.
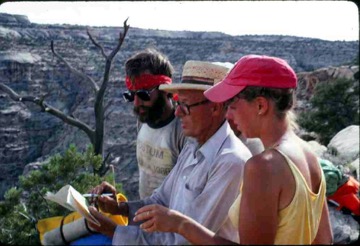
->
[87, 60, 252, 245]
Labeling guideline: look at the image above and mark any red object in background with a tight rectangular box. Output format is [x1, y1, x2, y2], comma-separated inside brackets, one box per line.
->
[173, 93, 178, 101]
[328, 176, 360, 216]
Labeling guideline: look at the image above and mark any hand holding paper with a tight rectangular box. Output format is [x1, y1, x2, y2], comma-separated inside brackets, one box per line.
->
[87, 206, 118, 238]
[45, 185, 100, 226]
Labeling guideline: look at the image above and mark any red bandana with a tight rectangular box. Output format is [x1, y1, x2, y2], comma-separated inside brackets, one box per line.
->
[125, 74, 172, 90]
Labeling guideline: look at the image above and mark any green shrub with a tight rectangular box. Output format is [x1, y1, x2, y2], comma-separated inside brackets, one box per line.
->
[0, 144, 123, 245]
[298, 78, 359, 145]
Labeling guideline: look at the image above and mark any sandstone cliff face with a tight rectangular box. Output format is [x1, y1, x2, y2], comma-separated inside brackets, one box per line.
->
[297, 65, 359, 99]
[0, 13, 358, 200]
[295, 65, 359, 117]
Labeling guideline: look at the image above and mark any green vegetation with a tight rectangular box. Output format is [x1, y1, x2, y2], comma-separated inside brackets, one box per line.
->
[0, 144, 122, 245]
[298, 78, 359, 145]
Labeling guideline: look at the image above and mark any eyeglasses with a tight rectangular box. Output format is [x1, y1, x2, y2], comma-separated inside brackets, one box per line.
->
[175, 100, 210, 115]
[122, 86, 158, 102]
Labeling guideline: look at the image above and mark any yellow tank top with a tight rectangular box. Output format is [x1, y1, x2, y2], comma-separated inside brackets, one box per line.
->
[228, 148, 326, 245]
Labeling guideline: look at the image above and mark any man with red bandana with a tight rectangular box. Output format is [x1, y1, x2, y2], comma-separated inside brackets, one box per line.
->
[123, 48, 186, 199]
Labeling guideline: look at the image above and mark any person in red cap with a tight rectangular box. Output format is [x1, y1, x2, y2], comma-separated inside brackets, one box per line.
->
[123, 48, 186, 199]
[133, 55, 333, 245]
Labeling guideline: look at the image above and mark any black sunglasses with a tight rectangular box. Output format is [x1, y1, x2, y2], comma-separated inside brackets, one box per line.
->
[122, 86, 158, 102]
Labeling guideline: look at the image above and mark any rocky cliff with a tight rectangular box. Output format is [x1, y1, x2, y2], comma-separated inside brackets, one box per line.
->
[0, 13, 358, 200]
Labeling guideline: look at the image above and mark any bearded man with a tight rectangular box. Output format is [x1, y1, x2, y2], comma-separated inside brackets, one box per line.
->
[123, 48, 186, 199]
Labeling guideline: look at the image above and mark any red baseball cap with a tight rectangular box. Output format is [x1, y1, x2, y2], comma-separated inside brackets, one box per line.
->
[204, 55, 297, 102]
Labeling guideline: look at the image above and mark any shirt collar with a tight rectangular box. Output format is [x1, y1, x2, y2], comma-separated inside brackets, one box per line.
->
[196, 121, 232, 163]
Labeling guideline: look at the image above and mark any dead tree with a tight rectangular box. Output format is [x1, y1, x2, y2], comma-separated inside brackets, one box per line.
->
[0, 19, 130, 176]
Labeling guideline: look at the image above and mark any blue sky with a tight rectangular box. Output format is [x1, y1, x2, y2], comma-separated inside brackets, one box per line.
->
[0, 1, 358, 41]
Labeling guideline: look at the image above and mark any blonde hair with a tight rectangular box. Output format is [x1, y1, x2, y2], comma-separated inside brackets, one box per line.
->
[287, 110, 299, 131]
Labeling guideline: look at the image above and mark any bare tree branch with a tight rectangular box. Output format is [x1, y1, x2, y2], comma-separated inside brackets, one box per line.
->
[51, 41, 100, 92]
[1, 18, 130, 176]
[98, 152, 112, 176]
[93, 18, 130, 157]
[0, 82, 21, 100]
[96, 79, 102, 85]
[87, 29, 107, 58]
[97, 18, 130, 101]
[0, 83, 95, 144]
[109, 18, 130, 60]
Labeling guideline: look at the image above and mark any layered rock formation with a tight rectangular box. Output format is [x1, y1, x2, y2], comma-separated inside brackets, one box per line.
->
[0, 13, 30, 26]
[0, 13, 358, 200]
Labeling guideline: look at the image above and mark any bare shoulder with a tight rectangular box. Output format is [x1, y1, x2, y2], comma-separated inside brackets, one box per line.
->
[242, 150, 286, 202]
[298, 139, 323, 180]
[281, 137, 323, 190]
[244, 150, 285, 181]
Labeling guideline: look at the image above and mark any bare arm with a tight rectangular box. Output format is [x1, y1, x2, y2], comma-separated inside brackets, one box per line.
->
[312, 201, 333, 244]
[134, 204, 237, 245]
[238, 156, 279, 244]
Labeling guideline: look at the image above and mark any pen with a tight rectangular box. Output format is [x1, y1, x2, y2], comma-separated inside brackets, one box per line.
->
[82, 193, 114, 198]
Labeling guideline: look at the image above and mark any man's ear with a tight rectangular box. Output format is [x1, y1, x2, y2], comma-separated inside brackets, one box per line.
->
[211, 102, 225, 116]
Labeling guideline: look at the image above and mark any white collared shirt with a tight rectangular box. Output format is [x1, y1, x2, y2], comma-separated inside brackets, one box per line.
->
[113, 121, 252, 245]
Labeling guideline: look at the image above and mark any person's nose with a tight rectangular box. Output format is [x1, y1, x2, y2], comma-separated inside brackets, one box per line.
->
[225, 109, 233, 121]
[133, 94, 142, 107]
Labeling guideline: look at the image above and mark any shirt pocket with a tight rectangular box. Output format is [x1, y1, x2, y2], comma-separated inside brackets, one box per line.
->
[181, 162, 208, 200]
[184, 183, 203, 201]
[183, 181, 205, 200]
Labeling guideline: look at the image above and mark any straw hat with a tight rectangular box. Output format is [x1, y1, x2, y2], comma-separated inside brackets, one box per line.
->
[159, 60, 232, 93]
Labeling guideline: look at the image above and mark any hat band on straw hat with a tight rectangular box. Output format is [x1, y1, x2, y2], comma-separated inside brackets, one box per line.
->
[181, 76, 214, 85]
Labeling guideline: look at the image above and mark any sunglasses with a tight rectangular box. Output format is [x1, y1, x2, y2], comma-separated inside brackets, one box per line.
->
[122, 86, 158, 102]
[175, 100, 210, 115]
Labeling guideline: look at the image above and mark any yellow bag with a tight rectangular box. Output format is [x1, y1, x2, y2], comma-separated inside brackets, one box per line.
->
[37, 193, 128, 243]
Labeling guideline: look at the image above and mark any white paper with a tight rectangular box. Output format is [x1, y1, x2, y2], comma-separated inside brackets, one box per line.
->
[45, 185, 75, 211]
[45, 184, 100, 226]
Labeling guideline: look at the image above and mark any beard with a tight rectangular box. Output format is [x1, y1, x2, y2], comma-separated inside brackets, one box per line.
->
[133, 93, 167, 125]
